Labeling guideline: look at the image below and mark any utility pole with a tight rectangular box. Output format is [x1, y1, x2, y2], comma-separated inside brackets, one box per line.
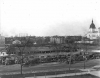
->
[21, 48, 23, 75]
[68, 40, 74, 71]
[83, 38, 88, 69]
[83, 52, 86, 69]
[69, 51, 72, 70]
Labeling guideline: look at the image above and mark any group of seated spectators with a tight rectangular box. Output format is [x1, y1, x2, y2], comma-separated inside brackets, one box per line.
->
[0, 52, 100, 66]
[21, 52, 100, 66]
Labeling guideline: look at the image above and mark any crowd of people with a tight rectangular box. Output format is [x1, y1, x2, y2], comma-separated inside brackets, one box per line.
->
[0, 52, 100, 66]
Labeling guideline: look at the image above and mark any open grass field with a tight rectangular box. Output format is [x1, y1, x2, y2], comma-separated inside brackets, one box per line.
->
[0, 70, 82, 78]
[0, 59, 100, 74]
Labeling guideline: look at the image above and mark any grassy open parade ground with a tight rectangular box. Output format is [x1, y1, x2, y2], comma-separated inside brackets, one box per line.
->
[0, 49, 100, 78]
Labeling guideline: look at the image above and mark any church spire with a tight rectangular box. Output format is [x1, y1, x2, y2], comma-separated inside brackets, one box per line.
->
[92, 19, 93, 23]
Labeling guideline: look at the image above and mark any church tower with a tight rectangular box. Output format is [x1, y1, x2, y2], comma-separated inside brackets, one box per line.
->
[86, 19, 98, 39]
[89, 19, 96, 32]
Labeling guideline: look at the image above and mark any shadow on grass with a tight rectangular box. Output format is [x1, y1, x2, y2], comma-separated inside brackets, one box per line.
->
[1, 70, 82, 78]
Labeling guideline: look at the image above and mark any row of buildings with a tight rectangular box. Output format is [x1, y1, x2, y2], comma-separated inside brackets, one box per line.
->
[0, 19, 100, 56]
[0, 19, 100, 47]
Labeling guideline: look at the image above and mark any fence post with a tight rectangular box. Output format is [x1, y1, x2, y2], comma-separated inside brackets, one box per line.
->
[45, 73, 46, 78]
[34, 73, 35, 78]
[81, 72, 82, 75]
[75, 72, 76, 76]
[65, 71, 66, 77]
[55, 71, 57, 77]
[65, 71, 66, 74]
[23, 74, 25, 78]
[56, 71, 57, 77]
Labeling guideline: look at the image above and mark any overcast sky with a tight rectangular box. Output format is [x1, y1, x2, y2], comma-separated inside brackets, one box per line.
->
[1, 0, 100, 37]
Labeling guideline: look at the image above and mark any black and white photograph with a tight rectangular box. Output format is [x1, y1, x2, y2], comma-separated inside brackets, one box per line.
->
[0, 0, 100, 78]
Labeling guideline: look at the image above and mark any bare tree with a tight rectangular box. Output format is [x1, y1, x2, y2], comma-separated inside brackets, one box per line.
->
[12, 36, 30, 75]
